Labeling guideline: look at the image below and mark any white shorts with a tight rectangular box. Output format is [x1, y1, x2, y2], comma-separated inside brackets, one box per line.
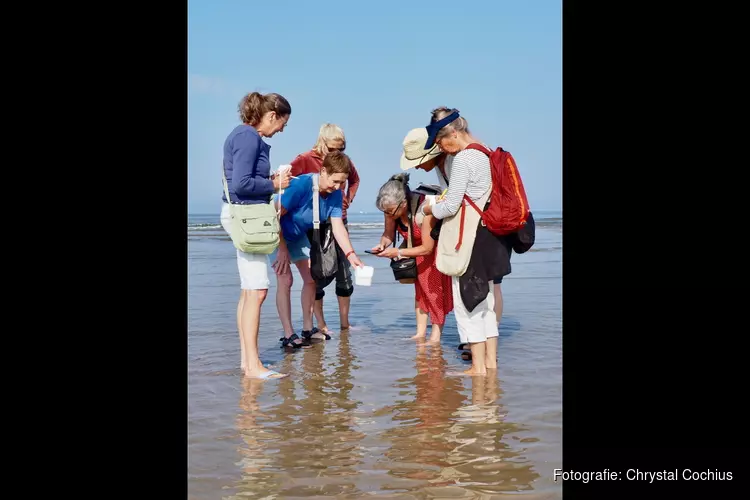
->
[220, 203, 271, 290]
[452, 276, 498, 344]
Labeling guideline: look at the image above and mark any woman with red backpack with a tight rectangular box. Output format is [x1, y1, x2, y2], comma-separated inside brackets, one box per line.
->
[421, 108, 514, 376]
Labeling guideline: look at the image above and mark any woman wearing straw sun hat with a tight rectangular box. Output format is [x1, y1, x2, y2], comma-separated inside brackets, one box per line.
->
[399, 127, 452, 187]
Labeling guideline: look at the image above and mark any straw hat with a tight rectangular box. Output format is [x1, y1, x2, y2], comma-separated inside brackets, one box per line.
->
[400, 128, 442, 171]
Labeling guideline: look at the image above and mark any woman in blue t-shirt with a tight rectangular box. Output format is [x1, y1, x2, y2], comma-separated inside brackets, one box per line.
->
[270, 151, 364, 349]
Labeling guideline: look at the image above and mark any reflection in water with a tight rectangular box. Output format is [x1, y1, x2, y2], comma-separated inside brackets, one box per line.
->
[231, 338, 544, 498]
[233, 332, 365, 498]
[380, 344, 541, 495]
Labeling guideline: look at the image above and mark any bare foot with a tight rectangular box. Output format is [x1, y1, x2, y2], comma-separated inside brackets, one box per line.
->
[447, 368, 487, 377]
[410, 333, 427, 340]
[485, 360, 498, 369]
[426, 336, 441, 345]
[244, 368, 288, 380]
[311, 326, 334, 339]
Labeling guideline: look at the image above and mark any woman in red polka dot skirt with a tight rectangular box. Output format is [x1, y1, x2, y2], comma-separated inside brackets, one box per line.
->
[372, 172, 453, 343]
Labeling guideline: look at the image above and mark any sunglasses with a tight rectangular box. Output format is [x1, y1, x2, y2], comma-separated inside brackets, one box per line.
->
[383, 200, 404, 217]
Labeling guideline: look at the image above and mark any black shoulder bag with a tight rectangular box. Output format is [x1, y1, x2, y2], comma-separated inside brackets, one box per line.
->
[390, 193, 422, 284]
[308, 174, 339, 282]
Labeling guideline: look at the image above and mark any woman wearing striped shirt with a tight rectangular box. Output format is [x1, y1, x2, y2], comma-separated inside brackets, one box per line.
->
[421, 108, 513, 376]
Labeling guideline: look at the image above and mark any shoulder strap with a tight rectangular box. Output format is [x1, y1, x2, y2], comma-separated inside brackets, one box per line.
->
[222, 166, 233, 205]
[406, 192, 423, 249]
[464, 143, 493, 156]
[312, 174, 320, 230]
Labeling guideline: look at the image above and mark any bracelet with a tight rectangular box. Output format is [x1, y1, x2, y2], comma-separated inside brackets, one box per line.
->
[345, 250, 355, 259]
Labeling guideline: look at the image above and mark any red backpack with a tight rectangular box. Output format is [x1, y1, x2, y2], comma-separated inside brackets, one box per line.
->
[456, 144, 535, 254]
[464, 143, 530, 233]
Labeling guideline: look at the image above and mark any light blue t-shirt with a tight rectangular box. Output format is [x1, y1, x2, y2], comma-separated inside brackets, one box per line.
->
[276, 173, 343, 242]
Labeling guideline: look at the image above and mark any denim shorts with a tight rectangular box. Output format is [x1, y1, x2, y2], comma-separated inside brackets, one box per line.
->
[269, 235, 310, 264]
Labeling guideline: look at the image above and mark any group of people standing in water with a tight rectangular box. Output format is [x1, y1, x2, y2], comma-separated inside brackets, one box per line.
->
[220, 91, 515, 380]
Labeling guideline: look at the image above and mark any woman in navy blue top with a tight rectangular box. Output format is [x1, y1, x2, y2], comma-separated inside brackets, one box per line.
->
[220, 91, 291, 379]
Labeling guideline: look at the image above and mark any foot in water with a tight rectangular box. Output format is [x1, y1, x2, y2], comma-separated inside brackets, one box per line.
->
[410, 329, 427, 340]
[447, 367, 487, 377]
[243, 367, 288, 379]
[280, 333, 312, 349]
[303, 327, 332, 341]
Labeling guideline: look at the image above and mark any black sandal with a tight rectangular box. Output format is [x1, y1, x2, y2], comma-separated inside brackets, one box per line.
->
[280, 333, 309, 349]
[302, 327, 331, 341]
[458, 343, 470, 351]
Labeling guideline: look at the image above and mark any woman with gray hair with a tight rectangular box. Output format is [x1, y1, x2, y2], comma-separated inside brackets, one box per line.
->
[370, 172, 453, 343]
[421, 107, 513, 377]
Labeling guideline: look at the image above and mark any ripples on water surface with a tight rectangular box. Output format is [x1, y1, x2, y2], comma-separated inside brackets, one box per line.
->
[189, 215, 562, 499]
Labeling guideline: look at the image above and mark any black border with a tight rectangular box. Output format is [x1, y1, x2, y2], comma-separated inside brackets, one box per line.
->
[562, 2, 743, 498]
[60, 4, 188, 497]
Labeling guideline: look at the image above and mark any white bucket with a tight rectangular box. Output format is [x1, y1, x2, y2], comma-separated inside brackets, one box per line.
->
[354, 266, 374, 286]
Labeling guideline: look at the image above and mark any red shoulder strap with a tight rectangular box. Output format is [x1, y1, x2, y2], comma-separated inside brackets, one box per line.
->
[465, 143, 492, 156]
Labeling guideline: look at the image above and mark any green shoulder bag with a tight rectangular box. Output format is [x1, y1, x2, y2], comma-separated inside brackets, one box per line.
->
[222, 168, 280, 255]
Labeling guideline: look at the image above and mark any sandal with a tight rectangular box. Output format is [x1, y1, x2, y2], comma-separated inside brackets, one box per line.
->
[302, 327, 331, 341]
[458, 343, 470, 351]
[280, 333, 310, 349]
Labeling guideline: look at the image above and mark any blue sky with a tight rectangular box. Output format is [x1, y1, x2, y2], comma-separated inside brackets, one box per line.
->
[188, 0, 561, 214]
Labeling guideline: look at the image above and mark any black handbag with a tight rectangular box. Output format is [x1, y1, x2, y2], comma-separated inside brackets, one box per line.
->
[510, 211, 536, 254]
[308, 175, 338, 282]
[390, 193, 421, 284]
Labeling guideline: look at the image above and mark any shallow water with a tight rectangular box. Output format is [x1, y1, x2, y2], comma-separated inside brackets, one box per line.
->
[188, 221, 562, 499]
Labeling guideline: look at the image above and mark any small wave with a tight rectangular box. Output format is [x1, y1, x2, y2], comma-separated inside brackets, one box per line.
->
[348, 222, 385, 230]
[188, 224, 223, 231]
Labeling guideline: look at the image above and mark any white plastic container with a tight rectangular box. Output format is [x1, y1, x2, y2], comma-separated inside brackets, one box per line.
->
[354, 266, 374, 286]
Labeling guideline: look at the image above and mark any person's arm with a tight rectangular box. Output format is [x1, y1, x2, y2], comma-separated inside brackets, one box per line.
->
[372, 216, 396, 252]
[378, 209, 436, 259]
[343, 163, 360, 211]
[271, 180, 304, 274]
[327, 191, 363, 267]
[423, 151, 475, 219]
[331, 217, 363, 268]
[231, 130, 275, 197]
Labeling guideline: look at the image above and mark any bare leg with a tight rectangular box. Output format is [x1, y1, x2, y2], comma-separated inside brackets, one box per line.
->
[464, 341, 487, 376]
[494, 283, 503, 326]
[237, 292, 247, 372]
[485, 337, 498, 369]
[337, 295, 351, 329]
[242, 289, 286, 378]
[427, 323, 443, 344]
[275, 270, 295, 337]
[295, 260, 316, 333]
[411, 301, 428, 340]
[313, 297, 328, 332]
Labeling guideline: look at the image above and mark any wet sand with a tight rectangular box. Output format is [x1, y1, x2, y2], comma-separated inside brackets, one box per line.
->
[188, 216, 562, 499]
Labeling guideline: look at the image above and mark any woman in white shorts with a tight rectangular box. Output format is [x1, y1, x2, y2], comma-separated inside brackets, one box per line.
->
[421, 108, 512, 376]
[220, 91, 292, 380]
